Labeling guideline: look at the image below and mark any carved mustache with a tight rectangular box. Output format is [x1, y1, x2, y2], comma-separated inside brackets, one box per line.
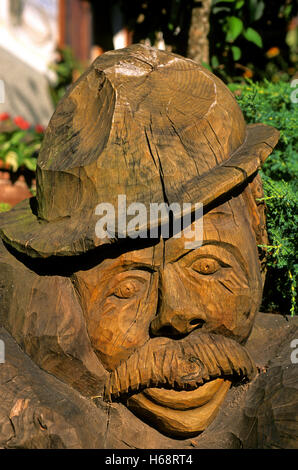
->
[104, 330, 257, 401]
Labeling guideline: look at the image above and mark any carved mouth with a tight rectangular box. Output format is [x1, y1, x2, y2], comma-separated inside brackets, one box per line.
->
[141, 378, 226, 409]
[126, 378, 232, 438]
[104, 331, 256, 402]
[104, 329, 257, 438]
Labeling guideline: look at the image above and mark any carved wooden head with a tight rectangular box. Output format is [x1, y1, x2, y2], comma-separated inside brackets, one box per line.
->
[71, 177, 267, 437]
[0, 45, 279, 439]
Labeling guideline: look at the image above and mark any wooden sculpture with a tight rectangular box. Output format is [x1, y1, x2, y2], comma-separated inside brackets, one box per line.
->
[0, 45, 297, 448]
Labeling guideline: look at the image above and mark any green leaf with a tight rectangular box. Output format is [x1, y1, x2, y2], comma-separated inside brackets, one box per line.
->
[225, 16, 243, 42]
[254, 1, 265, 20]
[248, 0, 265, 21]
[231, 45, 241, 61]
[235, 0, 244, 8]
[212, 0, 235, 4]
[212, 0, 237, 4]
[0, 141, 10, 153]
[5, 151, 18, 171]
[23, 157, 37, 171]
[228, 83, 242, 92]
[283, 5, 292, 19]
[10, 130, 25, 145]
[243, 27, 263, 47]
[211, 55, 220, 68]
[201, 61, 212, 71]
[0, 202, 11, 213]
[212, 6, 231, 14]
[15, 149, 24, 166]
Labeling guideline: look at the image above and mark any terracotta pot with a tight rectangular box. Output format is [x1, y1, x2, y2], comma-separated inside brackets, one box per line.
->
[0, 161, 35, 207]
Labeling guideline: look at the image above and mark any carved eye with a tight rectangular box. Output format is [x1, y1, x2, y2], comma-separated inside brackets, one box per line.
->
[191, 257, 221, 275]
[113, 279, 143, 299]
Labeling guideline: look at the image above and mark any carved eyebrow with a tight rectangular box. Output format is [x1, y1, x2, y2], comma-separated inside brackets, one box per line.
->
[206, 210, 233, 217]
[170, 241, 249, 278]
[120, 261, 158, 272]
[203, 210, 234, 225]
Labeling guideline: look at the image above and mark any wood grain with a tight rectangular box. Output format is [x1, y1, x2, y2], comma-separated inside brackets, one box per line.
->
[0, 45, 285, 444]
[0, 44, 279, 258]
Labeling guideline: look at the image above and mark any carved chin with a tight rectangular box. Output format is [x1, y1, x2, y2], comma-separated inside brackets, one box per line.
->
[126, 378, 231, 438]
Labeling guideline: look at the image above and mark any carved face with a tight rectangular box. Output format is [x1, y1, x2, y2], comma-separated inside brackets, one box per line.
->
[73, 192, 262, 438]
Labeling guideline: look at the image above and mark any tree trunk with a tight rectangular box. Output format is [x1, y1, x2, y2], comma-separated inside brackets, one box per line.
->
[187, 0, 212, 65]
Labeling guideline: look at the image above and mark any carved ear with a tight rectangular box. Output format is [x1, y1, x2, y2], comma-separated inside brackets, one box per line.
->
[243, 173, 268, 286]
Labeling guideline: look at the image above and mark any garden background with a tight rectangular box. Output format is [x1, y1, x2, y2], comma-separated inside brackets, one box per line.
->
[0, 0, 297, 315]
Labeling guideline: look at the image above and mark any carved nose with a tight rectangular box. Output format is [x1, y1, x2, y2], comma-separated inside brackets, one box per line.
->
[150, 267, 206, 338]
[150, 308, 205, 338]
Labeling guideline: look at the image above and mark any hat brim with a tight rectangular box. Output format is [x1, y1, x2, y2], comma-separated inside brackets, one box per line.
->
[0, 123, 279, 258]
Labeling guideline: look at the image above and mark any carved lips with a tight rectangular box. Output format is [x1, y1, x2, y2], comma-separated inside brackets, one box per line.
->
[127, 379, 232, 438]
[143, 379, 227, 409]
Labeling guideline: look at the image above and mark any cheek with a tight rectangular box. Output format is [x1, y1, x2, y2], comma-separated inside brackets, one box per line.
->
[190, 275, 255, 341]
[207, 292, 254, 340]
[85, 282, 158, 370]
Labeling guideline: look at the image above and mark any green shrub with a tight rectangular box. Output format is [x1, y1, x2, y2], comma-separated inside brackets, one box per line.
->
[234, 79, 298, 315]
[49, 47, 83, 107]
[258, 177, 297, 316]
[209, 0, 296, 83]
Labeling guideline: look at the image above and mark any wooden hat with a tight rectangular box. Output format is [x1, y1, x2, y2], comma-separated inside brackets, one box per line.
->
[0, 45, 279, 258]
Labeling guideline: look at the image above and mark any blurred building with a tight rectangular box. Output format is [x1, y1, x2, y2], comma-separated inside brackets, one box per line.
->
[59, 1, 132, 63]
[0, 0, 58, 125]
[0, 0, 132, 126]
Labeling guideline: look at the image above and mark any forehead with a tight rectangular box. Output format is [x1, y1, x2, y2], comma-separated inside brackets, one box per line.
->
[80, 194, 257, 277]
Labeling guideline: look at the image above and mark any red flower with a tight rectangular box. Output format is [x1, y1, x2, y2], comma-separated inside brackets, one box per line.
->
[0, 112, 10, 121]
[35, 124, 44, 133]
[14, 116, 30, 130]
